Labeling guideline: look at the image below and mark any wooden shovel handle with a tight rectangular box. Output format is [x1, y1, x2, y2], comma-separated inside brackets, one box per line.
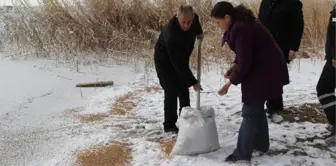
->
[196, 40, 202, 110]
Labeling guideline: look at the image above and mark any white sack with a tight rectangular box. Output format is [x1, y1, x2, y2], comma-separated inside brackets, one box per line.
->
[171, 106, 220, 156]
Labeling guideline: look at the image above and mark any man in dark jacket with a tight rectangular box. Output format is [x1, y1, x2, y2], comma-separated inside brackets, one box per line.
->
[258, 0, 304, 116]
[316, 5, 336, 145]
[154, 5, 203, 133]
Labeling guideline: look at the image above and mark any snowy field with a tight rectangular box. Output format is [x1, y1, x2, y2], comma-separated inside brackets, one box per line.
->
[0, 55, 335, 166]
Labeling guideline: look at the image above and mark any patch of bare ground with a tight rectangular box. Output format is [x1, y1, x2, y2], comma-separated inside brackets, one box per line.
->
[261, 144, 333, 160]
[272, 103, 334, 152]
[144, 85, 161, 93]
[157, 138, 176, 159]
[264, 149, 291, 156]
[75, 142, 132, 166]
[65, 106, 111, 123]
[295, 136, 333, 152]
[76, 90, 140, 123]
[67, 106, 86, 114]
[264, 146, 323, 157]
[266, 137, 335, 159]
[79, 113, 110, 123]
[281, 103, 327, 123]
[75, 85, 162, 123]
[109, 91, 139, 116]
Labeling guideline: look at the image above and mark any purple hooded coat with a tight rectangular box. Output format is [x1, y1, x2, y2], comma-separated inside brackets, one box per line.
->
[223, 20, 290, 104]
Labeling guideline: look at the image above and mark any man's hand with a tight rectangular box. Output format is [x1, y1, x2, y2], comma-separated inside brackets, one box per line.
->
[332, 60, 336, 68]
[288, 50, 296, 61]
[197, 33, 204, 42]
[218, 80, 231, 96]
[193, 83, 203, 92]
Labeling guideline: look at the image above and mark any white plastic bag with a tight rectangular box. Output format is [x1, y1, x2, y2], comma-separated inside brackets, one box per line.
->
[171, 106, 220, 156]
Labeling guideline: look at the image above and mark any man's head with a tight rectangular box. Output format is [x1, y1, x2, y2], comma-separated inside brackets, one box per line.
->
[176, 4, 195, 31]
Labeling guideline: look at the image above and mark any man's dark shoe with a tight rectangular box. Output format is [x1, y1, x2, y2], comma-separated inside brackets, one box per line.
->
[323, 126, 335, 139]
[325, 126, 335, 146]
[164, 126, 179, 134]
[266, 108, 284, 118]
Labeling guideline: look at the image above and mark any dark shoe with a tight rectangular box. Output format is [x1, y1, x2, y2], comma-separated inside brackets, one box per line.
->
[225, 154, 250, 163]
[323, 126, 335, 139]
[326, 135, 335, 146]
[254, 149, 268, 154]
[266, 108, 275, 118]
[327, 126, 335, 135]
[252, 150, 266, 157]
[164, 126, 179, 134]
[266, 108, 283, 117]
[267, 109, 284, 123]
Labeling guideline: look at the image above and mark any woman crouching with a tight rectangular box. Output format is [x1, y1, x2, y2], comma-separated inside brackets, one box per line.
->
[211, 1, 290, 163]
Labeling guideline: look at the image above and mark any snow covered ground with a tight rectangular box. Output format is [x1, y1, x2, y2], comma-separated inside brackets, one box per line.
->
[0, 56, 335, 166]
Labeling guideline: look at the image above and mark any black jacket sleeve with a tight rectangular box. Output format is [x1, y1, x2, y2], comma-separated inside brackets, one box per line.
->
[332, 42, 336, 60]
[194, 14, 203, 36]
[166, 35, 198, 87]
[327, 14, 336, 60]
[326, 4, 336, 60]
[288, 1, 304, 51]
[325, 8, 336, 61]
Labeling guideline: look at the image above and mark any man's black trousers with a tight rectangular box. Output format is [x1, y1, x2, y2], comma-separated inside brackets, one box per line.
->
[155, 66, 191, 130]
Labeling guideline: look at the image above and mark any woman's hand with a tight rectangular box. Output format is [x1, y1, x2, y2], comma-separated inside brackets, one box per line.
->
[218, 80, 232, 96]
[224, 72, 230, 79]
[288, 50, 296, 61]
[224, 64, 236, 79]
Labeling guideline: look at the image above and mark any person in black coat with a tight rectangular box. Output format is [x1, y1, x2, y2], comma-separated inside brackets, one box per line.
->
[316, 5, 336, 145]
[258, 0, 304, 116]
[154, 5, 203, 133]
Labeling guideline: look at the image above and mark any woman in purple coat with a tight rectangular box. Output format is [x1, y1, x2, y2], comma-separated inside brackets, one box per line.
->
[211, 1, 290, 163]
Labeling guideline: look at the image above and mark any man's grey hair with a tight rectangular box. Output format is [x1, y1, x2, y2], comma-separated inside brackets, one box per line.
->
[176, 4, 195, 18]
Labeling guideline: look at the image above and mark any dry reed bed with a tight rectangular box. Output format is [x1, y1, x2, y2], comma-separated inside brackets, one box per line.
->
[2, 0, 334, 63]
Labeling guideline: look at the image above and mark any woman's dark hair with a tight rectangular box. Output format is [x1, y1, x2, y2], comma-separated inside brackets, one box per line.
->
[211, 1, 256, 22]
